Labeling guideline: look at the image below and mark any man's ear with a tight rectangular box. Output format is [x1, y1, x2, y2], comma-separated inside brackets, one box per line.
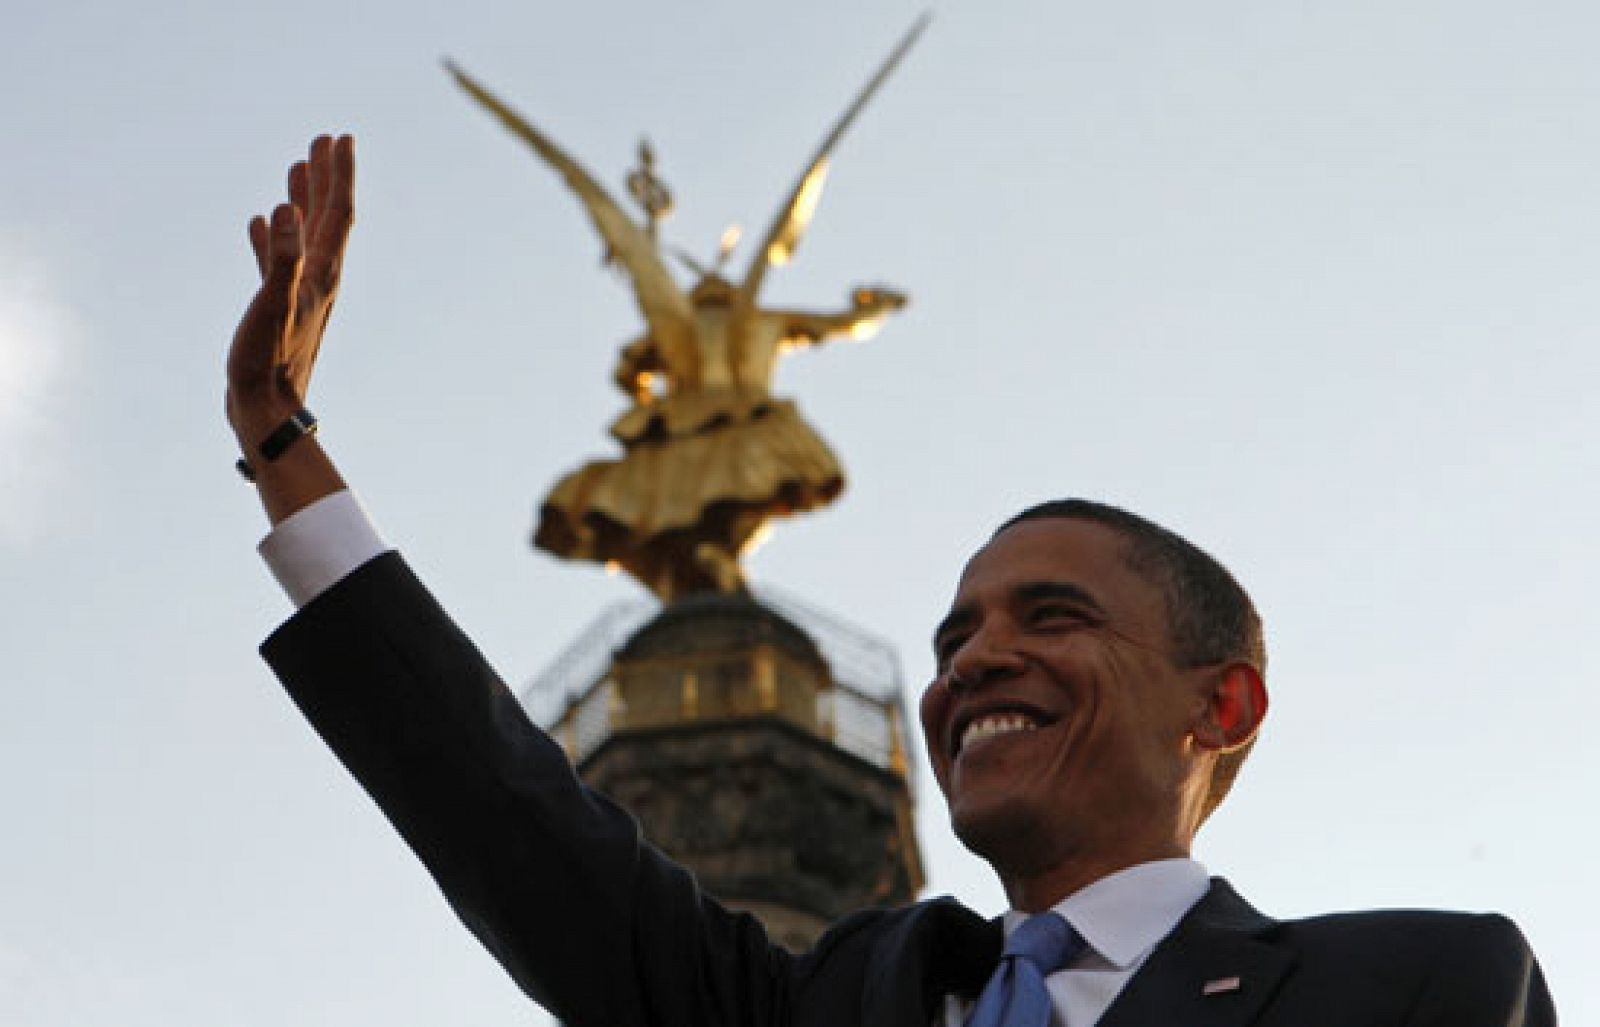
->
[1192, 663, 1267, 752]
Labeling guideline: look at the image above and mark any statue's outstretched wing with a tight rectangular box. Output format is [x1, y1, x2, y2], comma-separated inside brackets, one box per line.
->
[447, 61, 695, 358]
[739, 14, 930, 302]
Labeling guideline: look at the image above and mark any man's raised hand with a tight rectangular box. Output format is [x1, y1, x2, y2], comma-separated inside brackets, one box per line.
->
[226, 134, 354, 452]
[226, 135, 354, 522]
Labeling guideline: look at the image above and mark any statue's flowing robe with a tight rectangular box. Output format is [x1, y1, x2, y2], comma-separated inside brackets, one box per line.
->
[535, 386, 843, 567]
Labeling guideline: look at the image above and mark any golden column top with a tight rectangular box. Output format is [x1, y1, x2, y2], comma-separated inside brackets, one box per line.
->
[448, 16, 927, 601]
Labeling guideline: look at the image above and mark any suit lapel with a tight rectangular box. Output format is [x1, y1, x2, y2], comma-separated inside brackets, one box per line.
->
[860, 898, 1000, 1027]
[1097, 879, 1295, 1027]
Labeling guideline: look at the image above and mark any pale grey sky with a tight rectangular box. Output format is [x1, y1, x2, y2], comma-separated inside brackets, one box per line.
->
[2, 1, 1593, 1023]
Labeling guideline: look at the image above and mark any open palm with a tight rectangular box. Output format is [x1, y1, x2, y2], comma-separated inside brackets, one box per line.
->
[226, 135, 354, 445]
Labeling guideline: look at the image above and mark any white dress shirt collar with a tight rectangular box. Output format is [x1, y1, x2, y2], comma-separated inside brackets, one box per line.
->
[1001, 857, 1210, 971]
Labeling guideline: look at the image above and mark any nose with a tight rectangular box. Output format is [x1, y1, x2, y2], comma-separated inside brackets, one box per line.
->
[945, 621, 1027, 691]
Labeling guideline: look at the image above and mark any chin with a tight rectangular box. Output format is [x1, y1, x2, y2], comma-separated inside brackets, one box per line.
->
[950, 791, 1059, 872]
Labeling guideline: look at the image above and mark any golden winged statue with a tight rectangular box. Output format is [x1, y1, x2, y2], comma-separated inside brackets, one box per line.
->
[448, 16, 925, 601]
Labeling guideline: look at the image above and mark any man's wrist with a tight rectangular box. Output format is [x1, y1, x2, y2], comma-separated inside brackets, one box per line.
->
[235, 408, 319, 482]
[241, 432, 347, 526]
[226, 387, 346, 524]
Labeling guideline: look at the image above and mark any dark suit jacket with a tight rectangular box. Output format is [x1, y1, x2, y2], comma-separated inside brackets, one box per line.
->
[262, 553, 1555, 1026]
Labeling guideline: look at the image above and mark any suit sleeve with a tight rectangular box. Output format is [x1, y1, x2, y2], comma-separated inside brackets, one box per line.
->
[260, 553, 792, 1027]
[1404, 913, 1557, 1026]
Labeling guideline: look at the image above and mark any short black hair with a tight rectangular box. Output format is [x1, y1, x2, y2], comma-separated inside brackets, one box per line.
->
[998, 499, 1266, 820]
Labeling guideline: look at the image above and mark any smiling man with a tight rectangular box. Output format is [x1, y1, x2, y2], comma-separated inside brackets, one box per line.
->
[920, 506, 1273, 1025]
[232, 138, 1555, 1026]
[924, 507, 1267, 917]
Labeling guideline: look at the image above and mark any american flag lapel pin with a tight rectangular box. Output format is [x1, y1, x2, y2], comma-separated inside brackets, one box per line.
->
[1202, 976, 1242, 996]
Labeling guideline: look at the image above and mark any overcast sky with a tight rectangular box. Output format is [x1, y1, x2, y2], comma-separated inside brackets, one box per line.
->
[3, 1, 1594, 1023]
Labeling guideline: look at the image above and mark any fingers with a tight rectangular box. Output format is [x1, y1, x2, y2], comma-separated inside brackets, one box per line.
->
[305, 135, 355, 284]
[268, 201, 304, 269]
[257, 202, 305, 362]
[306, 135, 332, 216]
[238, 204, 304, 351]
[328, 134, 355, 238]
[288, 159, 310, 214]
[230, 135, 347, 406]
[249, 214, 270, 279]
[227, 201, 303, 402]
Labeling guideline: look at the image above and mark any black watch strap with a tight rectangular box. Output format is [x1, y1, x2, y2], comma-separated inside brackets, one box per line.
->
[235, 408, 318, 482]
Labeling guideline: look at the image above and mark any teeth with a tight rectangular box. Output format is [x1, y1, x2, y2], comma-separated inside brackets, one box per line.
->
[959, 713, 1039, 752]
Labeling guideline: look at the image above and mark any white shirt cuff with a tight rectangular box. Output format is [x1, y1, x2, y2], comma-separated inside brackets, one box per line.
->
[257, 489, 392, 608]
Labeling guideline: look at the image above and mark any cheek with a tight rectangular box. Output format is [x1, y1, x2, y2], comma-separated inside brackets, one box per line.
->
[918, 684, 951, 770]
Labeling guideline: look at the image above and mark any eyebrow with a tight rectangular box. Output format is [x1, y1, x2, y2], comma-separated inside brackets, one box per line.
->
[1015, 580, 1107, 614]
[932, 580, 1108, 649]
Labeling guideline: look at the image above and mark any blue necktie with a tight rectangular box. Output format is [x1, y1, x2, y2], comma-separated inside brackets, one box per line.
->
[965, 912, 1085, 1027]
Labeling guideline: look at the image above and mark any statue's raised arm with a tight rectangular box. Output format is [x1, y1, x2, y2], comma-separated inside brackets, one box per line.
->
[447, 62, 697, 378]
[737, 13, 930, 307]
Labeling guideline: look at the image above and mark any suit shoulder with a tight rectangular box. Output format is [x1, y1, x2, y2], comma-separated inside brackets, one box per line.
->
[790, 897, 995, 1022]
[1252, 907, 1553, 1023]
[1268, 906, 1539, 972]
[793, 896, 990, 980]
[1277, 906, 1527, 942]
[799, 899, 945, 963]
